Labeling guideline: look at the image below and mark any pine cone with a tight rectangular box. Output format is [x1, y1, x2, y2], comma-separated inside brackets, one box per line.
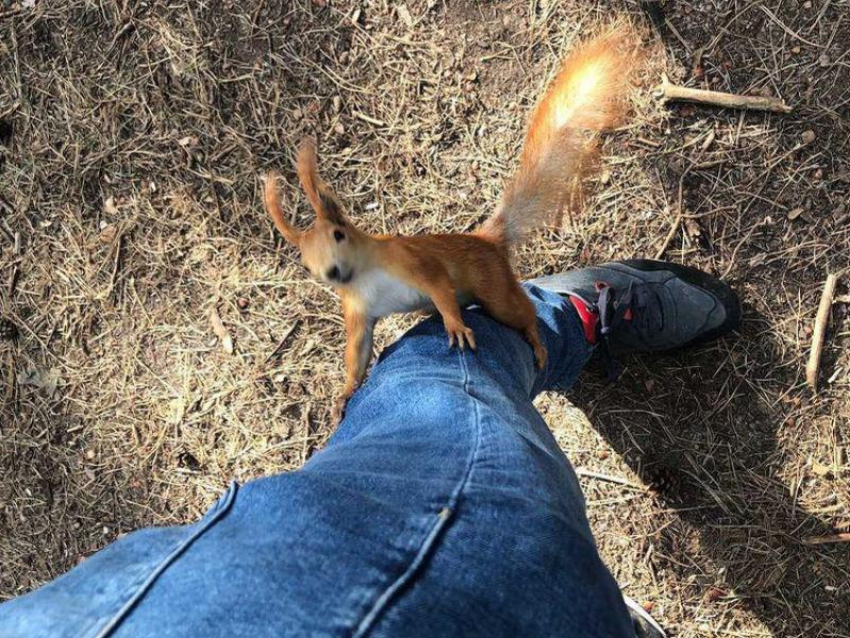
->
[646, 464, 679, 494]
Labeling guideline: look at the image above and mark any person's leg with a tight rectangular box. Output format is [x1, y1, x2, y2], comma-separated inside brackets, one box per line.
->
[0, 284, 630, 638]
[0, 260, 740, 638]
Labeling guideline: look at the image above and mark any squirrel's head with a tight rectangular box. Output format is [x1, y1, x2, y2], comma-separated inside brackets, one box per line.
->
[263, 140, 369, 287]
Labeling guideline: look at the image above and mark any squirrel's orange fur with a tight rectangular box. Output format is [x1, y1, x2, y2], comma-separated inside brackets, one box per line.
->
[264, 25, 642, 421]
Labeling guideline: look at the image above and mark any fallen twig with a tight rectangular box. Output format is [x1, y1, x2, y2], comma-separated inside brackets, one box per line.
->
[653, 73, 793, 113]
[655, 211, 683, 260]
[264, 319, 302, 365]
[801, 533, 850, 546]
[806, 273, 838, 391]
[575, 468, 647, 492]
[352, 110, 386, 127]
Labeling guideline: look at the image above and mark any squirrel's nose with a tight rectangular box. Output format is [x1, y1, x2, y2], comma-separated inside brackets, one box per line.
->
[326, 266, 340, 281]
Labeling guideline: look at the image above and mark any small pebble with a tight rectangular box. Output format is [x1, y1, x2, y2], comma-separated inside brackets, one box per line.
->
[801, 130, 816, 145]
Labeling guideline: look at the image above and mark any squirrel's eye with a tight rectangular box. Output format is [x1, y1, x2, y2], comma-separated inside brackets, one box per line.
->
[333, 230, 345, 242]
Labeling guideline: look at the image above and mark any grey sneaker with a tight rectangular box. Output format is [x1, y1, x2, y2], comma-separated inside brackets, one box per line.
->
[624, 596, 667, 638]
[530, 259, 741, 377]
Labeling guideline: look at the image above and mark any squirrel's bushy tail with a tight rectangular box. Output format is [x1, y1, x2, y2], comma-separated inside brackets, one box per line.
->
[480, 23, 643, 245]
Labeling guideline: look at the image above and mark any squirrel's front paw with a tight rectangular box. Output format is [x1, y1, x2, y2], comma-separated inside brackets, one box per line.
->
[446, 321, 476, 351]
[533, 344, 548, 370]
[332, 393, 351, 424]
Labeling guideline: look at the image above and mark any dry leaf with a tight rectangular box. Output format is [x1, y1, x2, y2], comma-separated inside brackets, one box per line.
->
[811, 460, 832, 476]
[209, 306, 234, 354]
[397, 5, 414, 28]
[99, 224, 118, 244]
[685, 218, 703, 240]
[104, 196, 119, 216]
[748, 253, 767, 267]
[19, 367, 61, 397]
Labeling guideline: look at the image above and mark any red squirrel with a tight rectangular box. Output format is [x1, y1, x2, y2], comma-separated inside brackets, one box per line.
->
[264, 25, 642, 420]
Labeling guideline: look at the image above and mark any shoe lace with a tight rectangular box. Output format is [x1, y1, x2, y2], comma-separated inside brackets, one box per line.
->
[596, 282, 664, 381]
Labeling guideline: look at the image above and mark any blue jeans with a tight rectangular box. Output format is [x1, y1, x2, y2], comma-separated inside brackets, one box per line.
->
[0, 285, 633, 637]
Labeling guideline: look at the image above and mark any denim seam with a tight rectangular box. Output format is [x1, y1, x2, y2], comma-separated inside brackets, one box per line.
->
[351, 349, 483, 638]
[83, 481, 239, 638]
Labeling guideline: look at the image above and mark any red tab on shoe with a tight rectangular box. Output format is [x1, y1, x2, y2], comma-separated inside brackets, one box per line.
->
[569, 295, 598, 344]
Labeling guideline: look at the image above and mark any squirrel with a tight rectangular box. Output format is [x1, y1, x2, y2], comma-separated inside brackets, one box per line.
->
[264, 25, 642, 421]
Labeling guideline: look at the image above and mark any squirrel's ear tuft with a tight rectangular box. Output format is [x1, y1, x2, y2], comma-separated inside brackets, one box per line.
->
[263, 172, 301, 246]
[296, 138, 346, 224]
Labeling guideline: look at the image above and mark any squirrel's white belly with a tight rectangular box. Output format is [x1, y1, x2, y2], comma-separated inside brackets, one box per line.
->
[355, 269, 431, 318]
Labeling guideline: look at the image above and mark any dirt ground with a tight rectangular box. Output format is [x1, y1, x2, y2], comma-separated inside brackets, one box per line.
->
[1, 0, 848, 635]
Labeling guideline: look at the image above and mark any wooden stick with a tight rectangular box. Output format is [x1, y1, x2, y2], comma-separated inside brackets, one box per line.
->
[653, 73, 793, 114]
[575, 468, 647, 491]
[802, 533, 850, 546]
[264, 319, 302, 365]
[352, 110, 386, 127]
[806, 274, 838, 391]
[655, 211, 683, 260]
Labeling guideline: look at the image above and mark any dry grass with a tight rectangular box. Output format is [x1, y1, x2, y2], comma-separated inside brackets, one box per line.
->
[1, 0, 849, 635]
